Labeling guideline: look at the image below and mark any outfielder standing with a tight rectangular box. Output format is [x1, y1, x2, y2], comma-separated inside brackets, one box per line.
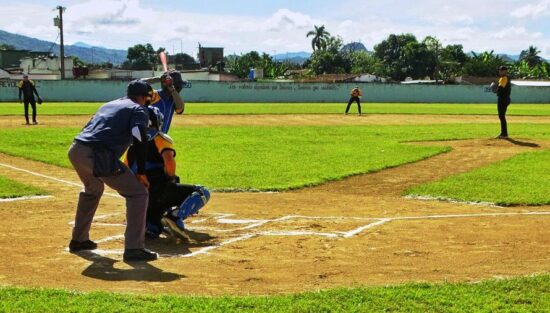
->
[345, 86, 362, 116]
[17, 74, 42, 125]
[68, 80, 157, 262]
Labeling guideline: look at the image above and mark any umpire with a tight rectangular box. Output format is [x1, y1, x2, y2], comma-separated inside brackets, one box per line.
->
[496, 66, 512, 138]
[67, 80, 157, 262]
[17, 74, 41, 125]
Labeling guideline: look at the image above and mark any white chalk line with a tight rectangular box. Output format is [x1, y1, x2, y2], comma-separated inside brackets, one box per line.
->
[0, 195, 53, 202]
[95, 234, 125, 244]
[89, 211, 550, 258]
[342, 218, 392, 238]
[68, 213, 124, 226]
[179, 234, 257, 258]
[0, 162, 121, 198]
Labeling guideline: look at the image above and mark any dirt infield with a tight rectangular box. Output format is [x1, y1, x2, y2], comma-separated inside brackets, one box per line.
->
[0, 130, 548, 296]
[1, 114, 549, 128]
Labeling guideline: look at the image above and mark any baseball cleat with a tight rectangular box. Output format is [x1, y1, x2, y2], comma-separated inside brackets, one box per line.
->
[161, 217, 190, 242]
[69, 239, 97, 252]
[123, 248, 158, 262]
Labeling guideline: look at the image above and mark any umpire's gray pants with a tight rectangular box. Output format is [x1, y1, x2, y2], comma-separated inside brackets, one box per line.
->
[68, 141, 148, 249]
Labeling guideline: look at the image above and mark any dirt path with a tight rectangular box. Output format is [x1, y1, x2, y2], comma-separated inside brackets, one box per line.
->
[0, 137, 548, 295]
[1, 114, 549, 128]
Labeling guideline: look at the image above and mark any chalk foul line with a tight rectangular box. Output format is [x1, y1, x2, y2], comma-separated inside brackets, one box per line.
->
[0, 195, 53, 202]
[0, 162, 121, 198]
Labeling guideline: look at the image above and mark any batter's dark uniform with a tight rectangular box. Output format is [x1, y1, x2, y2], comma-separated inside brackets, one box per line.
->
[497, 75, 512, 137]
[17, 79, 41, 124]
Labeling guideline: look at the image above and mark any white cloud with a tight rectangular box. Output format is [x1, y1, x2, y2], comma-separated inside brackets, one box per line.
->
[0, 0, 548, 58]
[492, 27, 543, 40]
[264, 9, 316, 32]
[511, 0, 550, 19]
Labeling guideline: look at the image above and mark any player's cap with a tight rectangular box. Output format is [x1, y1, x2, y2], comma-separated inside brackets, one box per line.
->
[22, 74, 29, 78]
[127, 80, 151, 97]
[498, 66, 508, 71]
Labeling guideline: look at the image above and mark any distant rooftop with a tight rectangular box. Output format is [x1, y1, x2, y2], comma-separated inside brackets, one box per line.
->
[511, 80, 550, 87]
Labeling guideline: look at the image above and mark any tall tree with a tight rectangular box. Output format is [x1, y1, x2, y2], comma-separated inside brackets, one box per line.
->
[349, 50, 383, 75]
[124, 43, 165, 70]
[463, 51, 504, 77]
[173, 53, 196, 65]
[307, 36, 352, 74]
[374, 34, 432, 80]
[306, 25, 331, 51]
[519, 46, 543, 68]
[438, 44, 467, 81]
[0, 43, 16, 50]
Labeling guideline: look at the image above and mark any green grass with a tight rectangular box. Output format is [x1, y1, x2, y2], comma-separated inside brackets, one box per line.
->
[1, 274, 548, 312]
[406, 149, 550, 206]
[0, 125, 449, 191]
[1, 102, 550, 115]
[0, 123, 548, 200]
[0, 175, 46, 198]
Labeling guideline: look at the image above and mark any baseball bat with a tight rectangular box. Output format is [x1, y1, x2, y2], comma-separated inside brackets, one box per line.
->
[159, 51, 169, 73]
[159, 51, 185, 113]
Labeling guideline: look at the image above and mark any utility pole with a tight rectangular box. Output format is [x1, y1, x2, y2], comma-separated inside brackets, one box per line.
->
[55, 6, 66, 79]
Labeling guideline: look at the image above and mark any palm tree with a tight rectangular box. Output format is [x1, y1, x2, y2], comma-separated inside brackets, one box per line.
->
[519, 46, 543, 68]
[306, 25, 331, 51]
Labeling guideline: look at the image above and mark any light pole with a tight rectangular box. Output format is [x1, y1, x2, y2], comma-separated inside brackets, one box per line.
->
[54, 5, 66, 79]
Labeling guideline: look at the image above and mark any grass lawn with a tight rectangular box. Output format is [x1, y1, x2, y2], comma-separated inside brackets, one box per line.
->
[0, 123, 547, 200]
[0, 125, 449, 191]
[406, 149, 550, 206]
[0, 274, 548, 312]
[1, 102, 550, 116]
[0, 175, 46, 198]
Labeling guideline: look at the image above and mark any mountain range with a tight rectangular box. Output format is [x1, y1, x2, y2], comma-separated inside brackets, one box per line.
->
[273, 51, 310, 65]
[0, 29, 127, 64]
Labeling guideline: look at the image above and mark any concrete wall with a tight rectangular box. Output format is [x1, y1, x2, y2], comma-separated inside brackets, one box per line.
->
[0, 79, 549, 103]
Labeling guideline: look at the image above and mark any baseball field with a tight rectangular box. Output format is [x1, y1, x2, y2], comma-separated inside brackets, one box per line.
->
[0, 102, 549, 312]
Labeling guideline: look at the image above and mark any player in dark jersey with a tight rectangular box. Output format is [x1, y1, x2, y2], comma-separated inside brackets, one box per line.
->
[496, 66, 512, 138]
[17, 74, 42, 125]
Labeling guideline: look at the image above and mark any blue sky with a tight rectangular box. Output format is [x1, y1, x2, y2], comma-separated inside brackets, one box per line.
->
[1, 0, 549, 58]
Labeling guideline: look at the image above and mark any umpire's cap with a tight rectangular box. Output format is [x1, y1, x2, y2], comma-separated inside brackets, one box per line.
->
[127, 80, 151, 97]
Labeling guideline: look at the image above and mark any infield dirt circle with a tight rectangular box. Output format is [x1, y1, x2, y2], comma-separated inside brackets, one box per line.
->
[0, 114, 548, 295]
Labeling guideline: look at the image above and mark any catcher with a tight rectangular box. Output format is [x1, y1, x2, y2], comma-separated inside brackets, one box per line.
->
[125, 106, 210, 240]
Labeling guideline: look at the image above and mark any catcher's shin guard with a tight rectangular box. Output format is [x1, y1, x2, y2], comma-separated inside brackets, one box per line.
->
[171, 186, 210, 229]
